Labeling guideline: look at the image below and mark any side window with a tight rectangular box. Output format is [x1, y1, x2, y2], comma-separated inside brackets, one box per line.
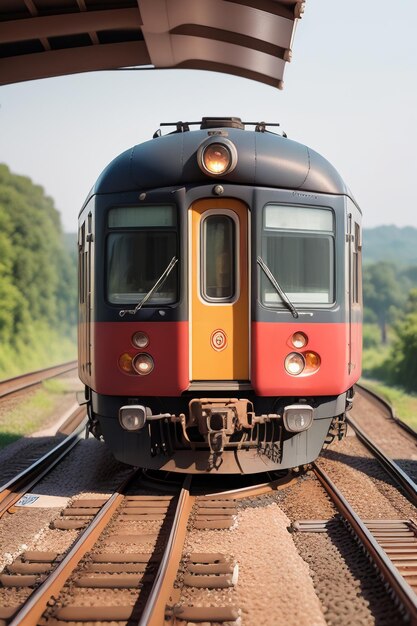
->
[353, 221, 362, 304]
[78, 222, 85, 304]
[201, 213, 237, 302]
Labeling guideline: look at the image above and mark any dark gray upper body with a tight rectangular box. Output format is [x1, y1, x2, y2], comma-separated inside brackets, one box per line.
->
[84, 125, 352, 203]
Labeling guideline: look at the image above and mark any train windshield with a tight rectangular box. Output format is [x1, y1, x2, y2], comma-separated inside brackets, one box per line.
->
[261, 205, 335, 307]
[106, 206, 178, 305]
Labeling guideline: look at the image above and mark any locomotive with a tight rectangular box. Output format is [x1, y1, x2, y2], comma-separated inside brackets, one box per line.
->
[78, 117, 362, 474]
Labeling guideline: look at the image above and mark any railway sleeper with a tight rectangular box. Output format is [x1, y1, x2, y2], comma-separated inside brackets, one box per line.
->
[90, 552, 158, 563]
[82, 562, 155, 573]
[75, 573, 153, 588]
[1, 551, 60, 590]
[117, 514, 166, 521]
[0, 573, 46, 587]
[183, 573, 235, 588]
[51, 519, 89, 530]
[50, 605, 142, 622]
[167, 605, 241, 624]
[67, 498, 108, 508]
[0, 604, 24, 624]
[60, 507, 101, 516]
[7, 561, 53, 574]
[22, 551, 59, 562]
[103, 532, 157, 544]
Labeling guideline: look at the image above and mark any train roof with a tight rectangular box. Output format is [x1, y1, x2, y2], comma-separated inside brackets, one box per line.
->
[89, 117, 351, 201]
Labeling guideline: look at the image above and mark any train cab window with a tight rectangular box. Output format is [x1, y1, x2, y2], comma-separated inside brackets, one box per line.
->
[106, 206, 178, 305]
[201, 213, 237, 301]
[261, 205, 335, 307]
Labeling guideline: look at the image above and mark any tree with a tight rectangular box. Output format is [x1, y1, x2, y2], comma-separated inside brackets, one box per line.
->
[0, 163, 76, 346]
[363, 263, 406, 344]
[388, 290, 417, 392]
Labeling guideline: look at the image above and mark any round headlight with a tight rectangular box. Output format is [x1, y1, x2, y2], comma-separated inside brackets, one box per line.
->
[198, 139, 237, 176]
[119, 352, 134, 374]
[285, 352, 305, 376]
[133, 353, 154, 375]
[202, 144, 230, 174]
[291, 332, 308, 349]
[132, 331, 149, 349]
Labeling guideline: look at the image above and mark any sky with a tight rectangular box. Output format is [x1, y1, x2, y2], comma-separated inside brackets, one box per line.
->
[1, 0, 417, 233]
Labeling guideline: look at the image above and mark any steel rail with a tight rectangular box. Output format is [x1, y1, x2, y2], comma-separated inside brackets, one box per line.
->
[139, 476, 195, 626]
[355, 382, 417, 439]
[0, 407, 87, 518]
[8, 469, 139, 626]
[0, 360, 78, 399]
[346, 414, 417, 507]
[313, 463, 417, 624]
[207, 472, 297, 500]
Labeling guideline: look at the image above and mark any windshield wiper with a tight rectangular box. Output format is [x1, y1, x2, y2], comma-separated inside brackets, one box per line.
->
[257, 256, 299, 318]
[119, 256, 178, 317]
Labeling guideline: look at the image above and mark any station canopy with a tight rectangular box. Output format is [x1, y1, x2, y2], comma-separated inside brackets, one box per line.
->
[0, 0, 304, 87]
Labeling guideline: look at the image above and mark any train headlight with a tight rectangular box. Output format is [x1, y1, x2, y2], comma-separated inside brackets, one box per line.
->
[119, 405, 147, 431]
[283, 404, 314, 432]
[133, 353, 154, 375]
[198, 139, 238, 176]
[119, 352, 134, 374]
[132, 331, 149, 349]
[291, 332, 308, 349]
[284, 352, 305, 376]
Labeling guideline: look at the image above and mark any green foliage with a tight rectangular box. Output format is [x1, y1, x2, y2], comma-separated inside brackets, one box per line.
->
[0, 164, 76, 375]
[363, 226, 417, 266]
[363, 262, 406, 343]
[362, 324, 380, 349]
[385, 291, 417, 392]
[0, 322, 76, 379]
[356, 229, 417, 391]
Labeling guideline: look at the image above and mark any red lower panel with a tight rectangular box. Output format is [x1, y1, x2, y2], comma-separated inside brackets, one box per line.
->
[82, 320, 361, 398]
[91, 321, 189, 396]
[251, 322, 362, 396]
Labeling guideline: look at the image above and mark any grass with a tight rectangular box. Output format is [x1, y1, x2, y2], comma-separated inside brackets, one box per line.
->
[360, 377, 417, 431]
[0, 380, 71, 450]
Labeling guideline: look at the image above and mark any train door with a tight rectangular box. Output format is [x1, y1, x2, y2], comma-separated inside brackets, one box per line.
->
[348, 210, 362, 375]
[78, 212, 93, 382]
[189, 198, 249, 381]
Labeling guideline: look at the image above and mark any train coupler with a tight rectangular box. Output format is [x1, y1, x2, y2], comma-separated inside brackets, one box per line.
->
[188, 398, 254, 453]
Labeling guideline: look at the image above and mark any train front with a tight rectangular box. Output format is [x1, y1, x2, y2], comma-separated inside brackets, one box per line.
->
[78, 117, 362, 473]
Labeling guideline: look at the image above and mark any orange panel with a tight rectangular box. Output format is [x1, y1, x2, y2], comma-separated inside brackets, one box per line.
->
[190, 198, 249, 380]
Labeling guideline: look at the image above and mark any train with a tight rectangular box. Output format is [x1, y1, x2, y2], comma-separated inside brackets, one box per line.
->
[78, 116, 362, 474]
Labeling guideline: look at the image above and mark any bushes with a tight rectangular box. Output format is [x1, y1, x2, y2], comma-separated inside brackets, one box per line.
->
[363, 290, 417, 393]
[0, 164, 76, 377]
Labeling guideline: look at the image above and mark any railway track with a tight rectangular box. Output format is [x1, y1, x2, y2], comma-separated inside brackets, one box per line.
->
[351, 382, 417, 498]
[311, 463, 417, 624]
[2, 453, 412, 625]
[355, 382, 417, 439]
[0, 407, 87, 519]
[1, 472, 249, 626]
[1, 377, 416, 624]
[346, 414, 417, 507]
[0, 361, 78, 400]
[303, 386, 417, 623]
